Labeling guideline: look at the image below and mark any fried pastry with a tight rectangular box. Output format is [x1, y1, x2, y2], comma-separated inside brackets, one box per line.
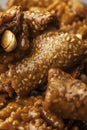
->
[6, 0, 87, 28]
[0, 6, 56, 66]
[46, 0, 87, 27]
[0, 6, 30, 74]
[24, 7, 55, 37]
[0, 5, 31, 51]
[0, 6, 22, 34]
[59, 19, 87, 39]
[7, 0, 55, 10]
[44, 68, 87, 122]
[0, 96, 64, 130]
[0, 5, 56, 75]
[0, 32, 86, 97]
[0, 5, 30, 52]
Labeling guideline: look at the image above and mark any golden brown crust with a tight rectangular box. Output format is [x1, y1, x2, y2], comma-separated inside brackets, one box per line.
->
[0, 32, 86, 97]
[0, 6, 56, 68]
[6, 0, 87, 29]
[7, 0, 55, 10]
[59, 19, 87, 39]
[0, 6, 22, 34]
[0, 96, 64, 130]
[44, 68, 87, 122]
[0, 6, 30, 74]
[0, 1, 87, 128]
[24, 7, 55, 36]
[46, 0, 87, 26]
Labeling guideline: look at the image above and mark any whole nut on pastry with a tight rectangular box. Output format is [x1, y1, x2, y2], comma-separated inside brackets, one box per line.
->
[1, 30, 17, 52]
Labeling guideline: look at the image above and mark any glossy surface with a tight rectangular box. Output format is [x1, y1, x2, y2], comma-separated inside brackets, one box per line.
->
[44, 68, 87, 121]
[0, 32, 86, 97]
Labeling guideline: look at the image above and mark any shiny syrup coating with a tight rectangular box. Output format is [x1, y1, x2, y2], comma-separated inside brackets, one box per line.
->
[44, 68, 87, 122]
[0, 96, 64, 130]
[0, 6, 22, 34]
[7, 0, 55, 10]
[0, 6, 30, 74]
[0, 32, 86, 97]
[24, 7, 55, 32]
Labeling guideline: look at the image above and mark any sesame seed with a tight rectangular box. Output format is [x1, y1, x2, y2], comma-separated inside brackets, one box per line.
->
[18, 127, 24, 130]
[39, 80, 42, 84]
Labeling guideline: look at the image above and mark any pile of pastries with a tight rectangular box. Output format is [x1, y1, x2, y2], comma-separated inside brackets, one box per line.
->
[0, 0, 87, 129]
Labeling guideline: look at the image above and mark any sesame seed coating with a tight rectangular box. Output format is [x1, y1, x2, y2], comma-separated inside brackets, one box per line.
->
[55, 0, 87, 26]
[44, 68, 87, 122]
[0, 6, 30, 74]
[0, 32, 86, 97]
[59, 19, 87, 39]
[24, 7, 55, 33]
[0, 21, 29, 65]
[0, 0, 87, 128]
[0, 96, 64, 130]
[0, 6, 22, 34]
[7, 0, 55, 10]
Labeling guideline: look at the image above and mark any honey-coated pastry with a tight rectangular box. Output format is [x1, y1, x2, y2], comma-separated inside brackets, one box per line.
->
[7, 0, 87, 27]
[6, 0, 87, 27]
[44, 68, 87, 122]
[0, 32, 86, 97]
[7, 0, 87, 18]
[0, 6, 56, 74]
[0, 6, 30, 52]
[0, 6, 56, 64]
[7, 0, 55, 10]
[24, 7, 55, 36]
[46, 0, 87, 26]
[0, 6, 30, 74]
[0, 96, 64, 130]
[60, 19, 87, 39]
[0, 6, 22, 34]
[0, 6, 22, 73]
